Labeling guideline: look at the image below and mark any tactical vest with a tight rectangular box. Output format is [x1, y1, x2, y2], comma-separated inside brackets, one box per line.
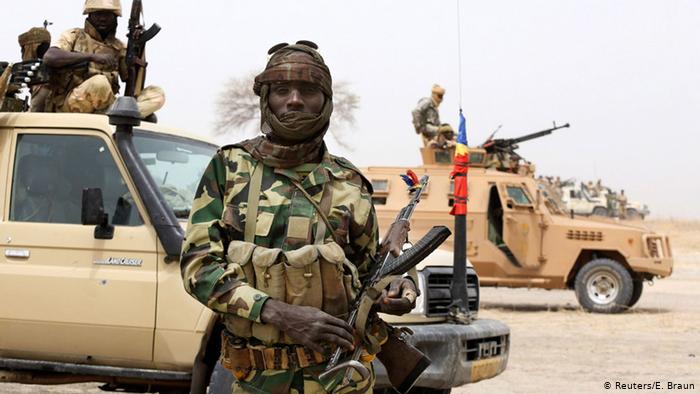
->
[222, 161, 362, 345]
[46, 22, 124, 111]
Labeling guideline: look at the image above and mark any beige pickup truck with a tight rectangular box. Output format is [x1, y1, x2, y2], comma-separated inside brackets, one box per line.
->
[0, 107, 509, 393]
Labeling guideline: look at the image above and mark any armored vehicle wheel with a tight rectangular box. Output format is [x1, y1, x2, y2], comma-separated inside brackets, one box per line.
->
[591, 206, 609, 217]
[627, 279, 644, 307]
[207, 361, 234, 394]
[574, 258, 633, 313]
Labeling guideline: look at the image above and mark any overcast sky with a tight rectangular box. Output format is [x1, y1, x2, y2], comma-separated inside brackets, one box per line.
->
[3, 0, 698, 218]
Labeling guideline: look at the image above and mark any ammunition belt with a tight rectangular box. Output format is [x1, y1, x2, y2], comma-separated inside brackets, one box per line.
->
[221, 331, 333, 373]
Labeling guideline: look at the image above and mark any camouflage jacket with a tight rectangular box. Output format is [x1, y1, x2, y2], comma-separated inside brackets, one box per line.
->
[412, 97, 441, 135]
[48, 20, 127, 108]
[181, 145, 378, 323]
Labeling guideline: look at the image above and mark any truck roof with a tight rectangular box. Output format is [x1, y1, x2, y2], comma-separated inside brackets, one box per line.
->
[0, 112, 214, 145]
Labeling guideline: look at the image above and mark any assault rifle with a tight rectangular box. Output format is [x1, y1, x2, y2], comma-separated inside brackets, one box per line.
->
[124, 0, 160, 97]
[319, 174, 452, 393]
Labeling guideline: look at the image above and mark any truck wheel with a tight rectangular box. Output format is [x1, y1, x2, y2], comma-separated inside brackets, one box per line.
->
[627, 279, 644, 307]
[574, 258, 633, 313]
[591, 207, 608, 217]
[207, 361, 234, 394]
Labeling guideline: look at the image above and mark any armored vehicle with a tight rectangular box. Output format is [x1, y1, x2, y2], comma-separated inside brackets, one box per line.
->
[362, 145, 673, 313]
[0, 106, 509, 393]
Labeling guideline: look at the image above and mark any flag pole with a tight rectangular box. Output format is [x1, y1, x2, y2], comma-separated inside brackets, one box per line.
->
[448, 0, 472, 323]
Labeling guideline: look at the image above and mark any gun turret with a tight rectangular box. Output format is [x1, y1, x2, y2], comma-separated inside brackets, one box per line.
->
[482, 122, 569, 153]
[481, 122, 570, 173]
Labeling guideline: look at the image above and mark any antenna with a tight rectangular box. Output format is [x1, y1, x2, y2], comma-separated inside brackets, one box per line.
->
[456, 0, 464, 109]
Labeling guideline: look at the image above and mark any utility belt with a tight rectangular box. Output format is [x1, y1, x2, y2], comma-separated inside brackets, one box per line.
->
[221, 331, 334, 377]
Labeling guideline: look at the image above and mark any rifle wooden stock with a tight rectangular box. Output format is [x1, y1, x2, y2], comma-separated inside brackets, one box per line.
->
[377, 330, 431, 394]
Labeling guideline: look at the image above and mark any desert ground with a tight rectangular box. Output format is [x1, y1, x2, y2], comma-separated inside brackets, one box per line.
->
[460, 220, 700, 394]
[2, 220, 698, 394]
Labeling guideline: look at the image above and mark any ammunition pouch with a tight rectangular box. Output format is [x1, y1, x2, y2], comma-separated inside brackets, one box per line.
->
[221, 331, 333, 377]
[223, 241, 361, 345]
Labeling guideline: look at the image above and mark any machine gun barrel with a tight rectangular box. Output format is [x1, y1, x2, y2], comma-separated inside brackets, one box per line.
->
[511, 123, 570, 144]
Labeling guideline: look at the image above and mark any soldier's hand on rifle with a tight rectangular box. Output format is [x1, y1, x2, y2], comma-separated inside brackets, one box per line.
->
[380, 219, 410, 258]
[376, 278, 417, 316]
[260, 299, 355, 353]
[91, 53, 117, 68]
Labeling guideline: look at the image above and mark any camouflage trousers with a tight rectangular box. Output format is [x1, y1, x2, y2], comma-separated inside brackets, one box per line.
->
[231, 360, 375, 394]
[59, 74, 165, 117]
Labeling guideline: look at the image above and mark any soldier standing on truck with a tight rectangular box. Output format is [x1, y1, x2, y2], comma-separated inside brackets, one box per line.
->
[412, 84, 455, 149]
[618, 189, 628, 219]
[181, 41, 417, 393]
[606, 189, 618, 217]
[41, 0, 164, 119]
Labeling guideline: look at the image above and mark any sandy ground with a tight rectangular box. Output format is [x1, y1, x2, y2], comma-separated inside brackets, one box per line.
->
[3, 221, 699, 394]
[459, 220, 700, 394]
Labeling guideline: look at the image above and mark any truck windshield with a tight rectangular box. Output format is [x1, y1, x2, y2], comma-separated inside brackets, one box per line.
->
[133, 130, 217, 219]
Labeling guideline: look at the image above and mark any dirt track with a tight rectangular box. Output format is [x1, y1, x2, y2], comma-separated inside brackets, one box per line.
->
[3, 221, 699, 394]
[460, 220, 700, 394]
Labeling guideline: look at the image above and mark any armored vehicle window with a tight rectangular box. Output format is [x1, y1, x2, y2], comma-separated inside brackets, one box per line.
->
[370, 179, 389, 205]
[371, 179, 389, 193]
[469, 152, 484, 165]
[10, 134, 143, 226]
[505, 186, 532, 206]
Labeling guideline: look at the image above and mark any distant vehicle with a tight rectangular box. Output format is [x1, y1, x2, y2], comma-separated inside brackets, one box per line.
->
[362, 145, 673, 313]
[559, 182, 650, 220]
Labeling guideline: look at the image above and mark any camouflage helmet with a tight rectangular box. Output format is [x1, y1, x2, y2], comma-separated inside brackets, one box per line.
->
[83, 0, 122, 17]
[253, 40, 333, 98]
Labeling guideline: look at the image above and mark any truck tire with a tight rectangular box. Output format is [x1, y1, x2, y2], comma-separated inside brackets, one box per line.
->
[627, 279, 644, 308]
[591, 206, 608, 217]
[207, 362, 234, 394]
[574, 258, 633, 313]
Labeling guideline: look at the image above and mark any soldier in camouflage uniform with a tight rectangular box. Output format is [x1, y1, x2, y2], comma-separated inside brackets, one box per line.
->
[181, 41, 416, 393]
[411, 84, 455, 149]
[41, 0, 164, 119]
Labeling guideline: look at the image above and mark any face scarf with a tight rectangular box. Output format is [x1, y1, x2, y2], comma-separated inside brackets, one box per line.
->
[236, 43, 334, 168]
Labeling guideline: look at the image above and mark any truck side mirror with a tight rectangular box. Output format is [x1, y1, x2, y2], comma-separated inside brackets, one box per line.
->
[81, 188, 115, 240]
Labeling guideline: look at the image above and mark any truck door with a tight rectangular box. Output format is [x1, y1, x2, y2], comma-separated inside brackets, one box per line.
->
[0, 130, 158, 362]
[499, 183, 542, 269]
